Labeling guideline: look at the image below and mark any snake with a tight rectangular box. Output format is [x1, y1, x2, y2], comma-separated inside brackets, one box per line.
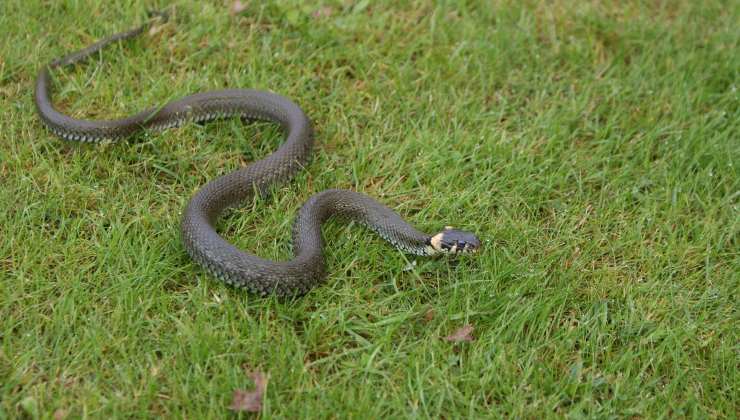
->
[34, 12, 481, 297]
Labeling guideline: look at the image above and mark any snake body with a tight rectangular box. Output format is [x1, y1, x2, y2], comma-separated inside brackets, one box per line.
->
[35, 14, 480, 296]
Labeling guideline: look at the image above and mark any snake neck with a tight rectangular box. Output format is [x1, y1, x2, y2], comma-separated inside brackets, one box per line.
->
[291, 189, 435, 258]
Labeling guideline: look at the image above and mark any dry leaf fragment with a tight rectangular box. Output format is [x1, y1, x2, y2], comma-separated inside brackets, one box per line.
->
[423, 309, 435, 322]
[444, 324, 474, 342]
[229, 370, 268, 412]
[231, 0, 248, 15]
[53, 409, 68, 420]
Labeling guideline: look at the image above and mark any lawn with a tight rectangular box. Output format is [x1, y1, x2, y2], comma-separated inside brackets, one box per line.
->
[1, 0, 737, 418]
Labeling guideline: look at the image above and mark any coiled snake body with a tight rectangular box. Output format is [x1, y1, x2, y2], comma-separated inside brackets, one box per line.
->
[35, 14, 480, 296]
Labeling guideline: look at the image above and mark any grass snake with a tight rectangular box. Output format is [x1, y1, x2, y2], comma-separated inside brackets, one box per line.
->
[34, 12, 481, 297]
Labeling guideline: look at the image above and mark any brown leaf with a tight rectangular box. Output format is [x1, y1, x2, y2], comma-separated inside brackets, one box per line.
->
[53, 409, 67, 420]
[230, 0, 248, 15]
[444, 324, 474, 342]
[229, 370, 268, 413]
[423, 309, 435, 322]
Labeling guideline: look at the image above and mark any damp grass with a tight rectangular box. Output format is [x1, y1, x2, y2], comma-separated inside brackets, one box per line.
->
[1, 0, 737, 418]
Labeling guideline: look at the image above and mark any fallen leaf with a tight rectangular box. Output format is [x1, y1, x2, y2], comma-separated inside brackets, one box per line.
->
[444, 324, 474, 342]
[423, 309, 435, 322]
[230, 0, 248, 15]
[53, 409, 67, 420]
[229, 370, 268, 412]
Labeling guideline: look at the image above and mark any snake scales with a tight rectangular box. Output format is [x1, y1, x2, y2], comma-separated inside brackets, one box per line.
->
[34, 12, 480, 296]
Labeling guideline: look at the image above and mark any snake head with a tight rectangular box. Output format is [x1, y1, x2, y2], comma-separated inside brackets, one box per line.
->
[427, 226, 481, 255]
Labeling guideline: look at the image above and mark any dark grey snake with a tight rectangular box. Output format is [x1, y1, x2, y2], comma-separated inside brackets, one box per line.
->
[34, 12, 480, 297]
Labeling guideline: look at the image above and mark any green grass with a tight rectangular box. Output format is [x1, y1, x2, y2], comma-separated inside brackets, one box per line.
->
[1, 0, 737, 418]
